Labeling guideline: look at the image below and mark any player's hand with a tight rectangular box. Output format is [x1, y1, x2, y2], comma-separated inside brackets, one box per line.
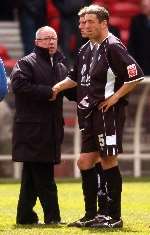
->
[53, 84, 62, 95]
[49, 90, 56, 101]
[49, 86, 59, 101]
[49, 84, 61, 101]
[98, 94, 119, 112]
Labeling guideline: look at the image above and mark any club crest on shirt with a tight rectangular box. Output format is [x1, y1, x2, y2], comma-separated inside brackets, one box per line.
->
[127, 64, 137, 78]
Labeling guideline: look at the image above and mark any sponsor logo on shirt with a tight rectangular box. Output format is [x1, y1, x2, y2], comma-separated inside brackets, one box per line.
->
[81, 64, 86, 75]
[81, 64, 91, 86]
[127, 64, 137, 78]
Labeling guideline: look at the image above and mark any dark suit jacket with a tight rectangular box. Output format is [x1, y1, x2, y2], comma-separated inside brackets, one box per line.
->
[11, 46, 76, 164]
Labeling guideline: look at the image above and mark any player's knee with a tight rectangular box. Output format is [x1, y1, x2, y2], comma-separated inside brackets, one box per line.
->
[101, 155, 118, 170]
[77, 154, 95, 170]
[77, 157, 86, 169]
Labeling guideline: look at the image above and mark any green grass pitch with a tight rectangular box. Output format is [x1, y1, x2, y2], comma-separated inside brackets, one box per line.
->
[0, 177, 150, 235]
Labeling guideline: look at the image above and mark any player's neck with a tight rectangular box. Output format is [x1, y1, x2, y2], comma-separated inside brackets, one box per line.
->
[96, 30, 108, 44]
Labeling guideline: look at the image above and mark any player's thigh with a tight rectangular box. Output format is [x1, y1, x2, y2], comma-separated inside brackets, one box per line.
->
[77, 151, 100, 170]
[93, 106, 124, 158]
[78, 129, 100, 169]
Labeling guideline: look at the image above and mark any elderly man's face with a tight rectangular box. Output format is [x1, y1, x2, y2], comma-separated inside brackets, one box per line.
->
[35, 29, 58, 55]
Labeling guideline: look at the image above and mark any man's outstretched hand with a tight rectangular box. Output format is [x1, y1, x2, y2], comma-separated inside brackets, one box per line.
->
[49, 84, 61, 101]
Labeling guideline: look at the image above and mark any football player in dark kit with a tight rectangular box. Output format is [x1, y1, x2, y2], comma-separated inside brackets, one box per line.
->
[53, 4, 144, 228]
[73, 6, 108, 227]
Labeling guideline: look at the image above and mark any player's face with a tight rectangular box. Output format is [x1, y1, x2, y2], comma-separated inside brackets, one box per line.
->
[79, 16, 87, 38]
[85, 13, 106, 41]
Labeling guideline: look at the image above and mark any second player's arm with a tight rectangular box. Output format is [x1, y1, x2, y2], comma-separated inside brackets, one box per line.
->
[52, 78, 77, 100]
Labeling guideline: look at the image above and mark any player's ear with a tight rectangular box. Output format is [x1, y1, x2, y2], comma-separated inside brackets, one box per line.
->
[101, 20, 107, 29]
[35, 39, 38, 46]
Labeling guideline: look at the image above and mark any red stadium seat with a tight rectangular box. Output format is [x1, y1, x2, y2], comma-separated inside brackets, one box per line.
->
[92, 0, 105, 6]
[0, 45, 9, 60]
[109, 2, 140, 17]
[47, 0, 60, 33]
[47, 0, 60, 18]
[104, 0, 120, 3]
[64, 117, 76, 127]
[120, 30, 129, 45]
[0, 45, 17, 73]
[110, 16, 131, 30]
[50, 18, 60, 33]
[69, 34, 77, 51]
[122, 0, 141, 3]
[4, 59, 16, 69]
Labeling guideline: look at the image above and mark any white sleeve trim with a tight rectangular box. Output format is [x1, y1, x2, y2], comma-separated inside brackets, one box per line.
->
[124, 76, 144, 84]
[66, 76, 75, 82]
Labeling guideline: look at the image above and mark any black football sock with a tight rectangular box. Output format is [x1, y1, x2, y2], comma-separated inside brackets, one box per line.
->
[95, 162, 107, 215]
[81, 167, 98, 218]
[103, 166, 122, 220]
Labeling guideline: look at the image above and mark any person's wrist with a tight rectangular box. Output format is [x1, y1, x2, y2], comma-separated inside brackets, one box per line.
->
[114, 93, 119, 99]
[57, 84, 62, 92]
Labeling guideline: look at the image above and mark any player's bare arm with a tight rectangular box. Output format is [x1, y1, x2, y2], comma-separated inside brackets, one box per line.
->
[99, 80, 141, 112]
[52, 78, 77, 99]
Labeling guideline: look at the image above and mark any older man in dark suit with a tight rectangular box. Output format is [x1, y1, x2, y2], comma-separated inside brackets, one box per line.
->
[11, 26, 75, 225]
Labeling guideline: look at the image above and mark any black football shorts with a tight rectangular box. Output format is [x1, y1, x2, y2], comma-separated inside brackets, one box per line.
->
[80, 105, 125, 157]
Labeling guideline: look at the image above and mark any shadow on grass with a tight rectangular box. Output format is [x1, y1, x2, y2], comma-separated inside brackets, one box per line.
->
[0, 178, 81, 184]
[13, 223, 64, 230]
[0, 176, 150, 184]
[57, 176, 150, 184]
[123, 176, 150, 183]
[12, 224, 142, 233]
[80, 226, 141, 233]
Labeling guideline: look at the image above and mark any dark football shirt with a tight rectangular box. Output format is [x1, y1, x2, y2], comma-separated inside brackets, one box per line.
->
[69, 33, 144, 111]
[68, 40, 95, 111]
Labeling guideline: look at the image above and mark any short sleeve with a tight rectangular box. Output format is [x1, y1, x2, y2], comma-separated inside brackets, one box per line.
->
[109, 43, 144, 83]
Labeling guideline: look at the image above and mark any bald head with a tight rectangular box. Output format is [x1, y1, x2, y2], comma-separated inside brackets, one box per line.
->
[35, 26, 58, 54]
[36, 26, 57, 40]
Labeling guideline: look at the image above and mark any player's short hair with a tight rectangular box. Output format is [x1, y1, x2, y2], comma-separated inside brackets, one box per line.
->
[78, 6, 88, 17]
[86, 4, 109, 23]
